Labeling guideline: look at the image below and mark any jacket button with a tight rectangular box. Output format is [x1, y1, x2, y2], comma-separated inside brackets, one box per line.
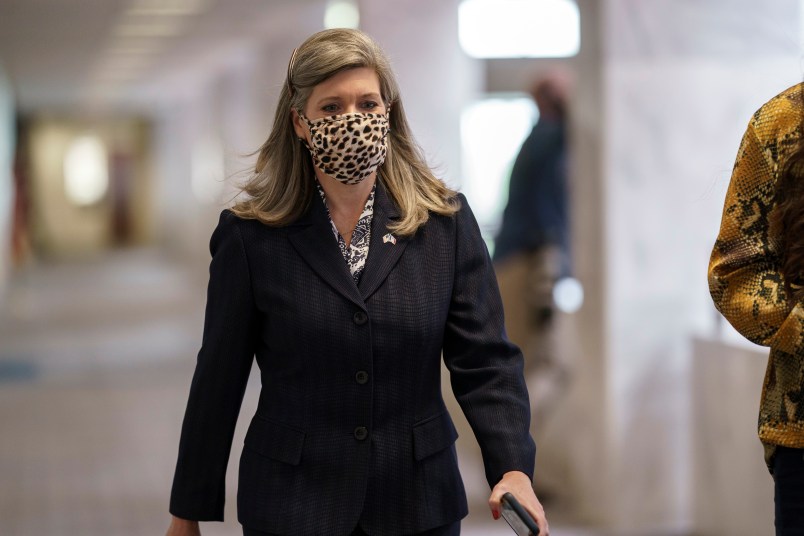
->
[355, 370, 369, 384]
[354, 426, 368, 441]
[353, 311, 368, 325]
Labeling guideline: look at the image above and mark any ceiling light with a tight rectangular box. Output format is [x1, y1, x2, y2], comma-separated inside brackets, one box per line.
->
[64, 136, 109, 207]
[105, 41, 164, 56]
[93, 70, 142, 81]
[459, 0, 580, 58]
[324, 0, 360, 29]
[125, 0, 208, 16]
[113, 19, 185, 38]
[97, 54, 151, 70]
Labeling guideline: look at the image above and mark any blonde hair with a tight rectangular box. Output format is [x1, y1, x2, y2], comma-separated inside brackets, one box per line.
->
[231, 28, 458, 235]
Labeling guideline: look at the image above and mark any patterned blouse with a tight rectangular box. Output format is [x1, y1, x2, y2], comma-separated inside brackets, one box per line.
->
[709, 83, 804, 470]
[316, 181, 375, 283]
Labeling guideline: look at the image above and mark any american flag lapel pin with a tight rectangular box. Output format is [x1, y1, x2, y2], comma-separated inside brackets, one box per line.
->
[383, 233, 397, 245]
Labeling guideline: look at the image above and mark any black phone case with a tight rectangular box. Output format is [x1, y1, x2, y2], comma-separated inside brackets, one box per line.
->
[500, 492, 540, 536]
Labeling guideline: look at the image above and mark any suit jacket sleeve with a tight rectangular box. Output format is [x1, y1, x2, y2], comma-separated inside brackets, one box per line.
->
[708, 117, 803, 353]
[442, 194, 536, 488]
[169, 210, 258, 521]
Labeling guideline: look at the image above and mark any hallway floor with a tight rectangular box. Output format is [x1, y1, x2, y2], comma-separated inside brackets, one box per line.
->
[0, 248, 599, 535]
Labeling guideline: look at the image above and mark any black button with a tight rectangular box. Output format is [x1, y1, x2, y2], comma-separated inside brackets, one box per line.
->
[353, 311, 368, 325]
[355, 370, 369, 384]
[354, 426, 368, 441]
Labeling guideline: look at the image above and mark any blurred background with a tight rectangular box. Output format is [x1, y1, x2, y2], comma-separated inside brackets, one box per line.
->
[0, 0, 801, 534]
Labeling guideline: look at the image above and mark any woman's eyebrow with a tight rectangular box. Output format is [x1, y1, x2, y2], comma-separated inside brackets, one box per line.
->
[314, 92, 382, 105]
[313, 95, 343, 106]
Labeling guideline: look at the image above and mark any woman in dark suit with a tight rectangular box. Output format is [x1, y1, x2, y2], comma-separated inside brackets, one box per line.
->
[165, 28, 548, 536]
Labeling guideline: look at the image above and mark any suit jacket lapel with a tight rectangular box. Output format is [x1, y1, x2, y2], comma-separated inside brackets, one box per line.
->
[358, 182, 409, 300]
[288, 193, 366, 310]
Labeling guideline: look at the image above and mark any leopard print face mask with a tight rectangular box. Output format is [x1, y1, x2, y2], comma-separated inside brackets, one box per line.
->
[298, 112, 389, 185]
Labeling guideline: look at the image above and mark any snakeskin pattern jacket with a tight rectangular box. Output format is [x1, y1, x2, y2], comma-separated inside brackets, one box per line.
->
[709, 83, 804, 470]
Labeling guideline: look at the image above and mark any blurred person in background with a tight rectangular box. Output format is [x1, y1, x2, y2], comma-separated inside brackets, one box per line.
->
[493, 71, 573, 462]
[165, 28, 548, 536]
[709, 82, 804, 535]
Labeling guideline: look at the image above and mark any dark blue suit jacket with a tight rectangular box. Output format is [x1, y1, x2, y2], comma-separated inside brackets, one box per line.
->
[169, 183, 536, 535]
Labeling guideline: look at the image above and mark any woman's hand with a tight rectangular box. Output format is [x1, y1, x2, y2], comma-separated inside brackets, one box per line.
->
[489, 470, 549, 535]
[165, 516, 201, 536]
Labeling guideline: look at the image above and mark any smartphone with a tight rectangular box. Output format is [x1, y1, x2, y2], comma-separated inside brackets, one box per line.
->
[500, 492, 540, 536]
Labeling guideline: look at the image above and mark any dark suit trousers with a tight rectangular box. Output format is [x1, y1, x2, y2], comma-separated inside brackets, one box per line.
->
[775, 446, 804, 535]
[243, 520, 460, 536]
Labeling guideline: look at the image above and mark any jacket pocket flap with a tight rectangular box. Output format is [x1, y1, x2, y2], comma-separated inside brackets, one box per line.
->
[244, 416, 305, 466]
[412, 411, 459, 461]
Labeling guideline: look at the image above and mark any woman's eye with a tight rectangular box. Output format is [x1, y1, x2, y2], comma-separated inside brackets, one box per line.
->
[322, 103, 338, 113]
[361, 101, 379, 110]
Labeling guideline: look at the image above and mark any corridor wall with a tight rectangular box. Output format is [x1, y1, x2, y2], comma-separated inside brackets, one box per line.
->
[0, 65, 15, 300]
[597, 0, 802, 532]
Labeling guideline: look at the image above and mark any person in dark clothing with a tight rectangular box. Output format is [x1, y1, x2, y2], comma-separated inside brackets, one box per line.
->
[494, 71, 573, 454]
[494, 72, 571, 276]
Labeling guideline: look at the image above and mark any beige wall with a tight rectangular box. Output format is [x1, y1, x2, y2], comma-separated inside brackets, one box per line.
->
[26, 117, 153, 257]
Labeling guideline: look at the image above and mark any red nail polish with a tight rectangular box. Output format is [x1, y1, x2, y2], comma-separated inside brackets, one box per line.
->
[493, 510, 500, 520]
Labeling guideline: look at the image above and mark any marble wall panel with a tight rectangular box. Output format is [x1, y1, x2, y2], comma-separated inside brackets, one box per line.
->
[608, 0, 800, 59]
[607, 58, 802, 331]
[691, 337, 773, 536]
[604, 56, 801, 531]
[600, 4, 804, 531]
